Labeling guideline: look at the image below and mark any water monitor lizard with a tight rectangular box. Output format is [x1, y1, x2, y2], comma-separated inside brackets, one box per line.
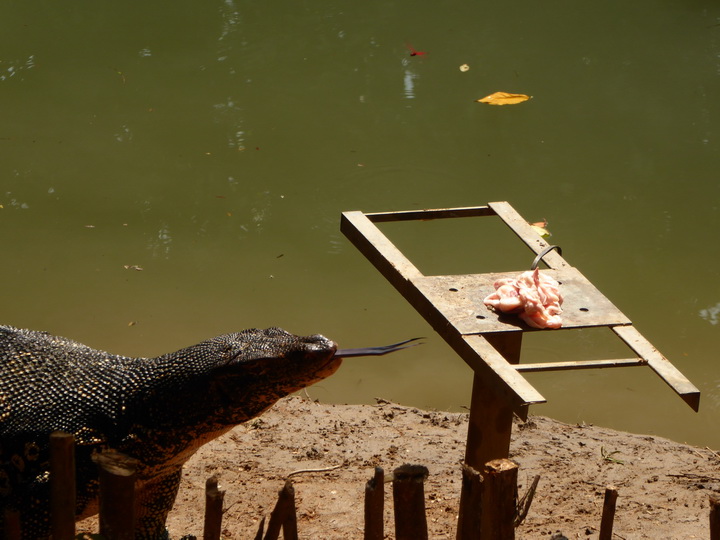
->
[0, 324, 398, 538]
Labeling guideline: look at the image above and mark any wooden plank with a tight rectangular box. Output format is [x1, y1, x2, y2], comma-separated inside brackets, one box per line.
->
[364, 205, 494, 222]
[515, 358, 647, 373]
[612, 325, 700, 411]
[415, 267, 631, 334]
[488, 201, 569, 269]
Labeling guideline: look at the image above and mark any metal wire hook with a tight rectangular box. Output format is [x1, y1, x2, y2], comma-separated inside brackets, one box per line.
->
[530, 245, 563, 270]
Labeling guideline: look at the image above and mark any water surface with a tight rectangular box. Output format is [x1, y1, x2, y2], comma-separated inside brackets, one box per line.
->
[1, 1, 719, 448]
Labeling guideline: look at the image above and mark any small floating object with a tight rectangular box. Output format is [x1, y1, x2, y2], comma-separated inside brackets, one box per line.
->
[475, 91, 531, 105]
[529, 219, 551, 238]
[459, 64, 470, 72]
[405, 43, 427, 57]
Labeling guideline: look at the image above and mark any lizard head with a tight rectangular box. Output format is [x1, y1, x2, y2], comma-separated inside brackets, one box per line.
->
[187, 327, 341, 418]
[213, 326, 340, 387]
[140, 328, 341, 431]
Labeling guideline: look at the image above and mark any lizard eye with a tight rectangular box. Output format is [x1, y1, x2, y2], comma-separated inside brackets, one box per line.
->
[219, 344, 237, 365]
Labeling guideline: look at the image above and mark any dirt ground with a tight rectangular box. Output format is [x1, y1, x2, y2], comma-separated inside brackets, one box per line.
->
[79, 396, 720, 539]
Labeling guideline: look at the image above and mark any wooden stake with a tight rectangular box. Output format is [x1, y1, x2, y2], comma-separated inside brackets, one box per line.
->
[203, 476, 225, 540]
[391, 464, 429, 540]
[515, 474, 541, 527]
[253, 517, 265, 540]
[481, 458, 518, 540]
[598, 486, 618, 540]
[364, 467, 384, 540]
[50, 431, 76, 540]
[710, 494, 720, 540]
[456, 463, 483, 540]
[281, 483, 299, 540]
[263, 479, 297, 540]
[93, 450, 139, 540]
[2, 509, 21, 540]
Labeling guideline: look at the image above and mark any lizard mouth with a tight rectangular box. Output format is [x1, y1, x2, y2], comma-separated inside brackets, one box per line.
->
[319, 355, 342, 375]
[312, 341, 342, 379]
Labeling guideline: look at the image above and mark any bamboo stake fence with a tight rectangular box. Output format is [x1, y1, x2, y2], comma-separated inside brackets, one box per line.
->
[5, 431, 715, 539]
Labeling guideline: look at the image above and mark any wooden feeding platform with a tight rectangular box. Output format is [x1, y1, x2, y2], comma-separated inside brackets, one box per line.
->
[341, 201, 700, 536]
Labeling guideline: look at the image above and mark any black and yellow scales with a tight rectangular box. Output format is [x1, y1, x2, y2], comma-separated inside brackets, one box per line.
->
[0, 325, 343, 539]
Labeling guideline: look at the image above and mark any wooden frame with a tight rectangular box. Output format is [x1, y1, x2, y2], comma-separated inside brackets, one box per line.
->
[341, 202, 700, 538]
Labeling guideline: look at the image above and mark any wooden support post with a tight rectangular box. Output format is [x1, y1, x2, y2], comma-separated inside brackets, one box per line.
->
[263, 480, 298, 540]
[203, 476, 225, 540]
[464, 333, 522, 469]
[598, 486, 618, 540]
[93, 450, 139, 540]
[710, 494, 720, 540]
[50, 431, 76, 540]
[364, 467, 384, 540]
[456, 463, 483, 540]
[459, 334, 521, 539]
[392, 464, 429, 540]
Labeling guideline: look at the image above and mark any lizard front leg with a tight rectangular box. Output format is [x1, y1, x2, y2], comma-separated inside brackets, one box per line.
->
[134, 467, 182, 539]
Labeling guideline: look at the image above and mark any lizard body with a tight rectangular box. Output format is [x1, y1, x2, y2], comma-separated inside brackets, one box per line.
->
[0, 325, 340, 539]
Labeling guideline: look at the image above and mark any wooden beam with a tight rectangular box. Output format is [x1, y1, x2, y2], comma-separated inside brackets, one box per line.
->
[365, 206, 494, 222]
[613, 325, 700, 411]
[460, 334, 545, 408]
[515, 358, 647, 373]
[488, 202, 569, 269]
[341, 211, 424, 282]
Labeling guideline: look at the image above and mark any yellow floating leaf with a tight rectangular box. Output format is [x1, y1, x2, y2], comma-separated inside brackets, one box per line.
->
[459, 63, 470, 72]
[476, 91, 531, 105]
[529, 219, 551, 238]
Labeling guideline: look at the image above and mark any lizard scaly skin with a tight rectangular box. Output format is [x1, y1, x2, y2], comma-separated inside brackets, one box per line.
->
[0, 325, 340, 539]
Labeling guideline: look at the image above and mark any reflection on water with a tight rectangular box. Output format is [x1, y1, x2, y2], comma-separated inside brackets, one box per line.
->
[0, 55, 34, 82]
[699, 303, 720, 326]
[402, 64, 419, 100]
[147, 223, 173, 259]
[218, 0, 241, 43]
[212, 97, 245, 150]
[114, 125, 133, 143]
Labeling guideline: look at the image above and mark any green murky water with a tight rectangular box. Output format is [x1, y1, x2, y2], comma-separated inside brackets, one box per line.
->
[2, 1, 719, 448]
